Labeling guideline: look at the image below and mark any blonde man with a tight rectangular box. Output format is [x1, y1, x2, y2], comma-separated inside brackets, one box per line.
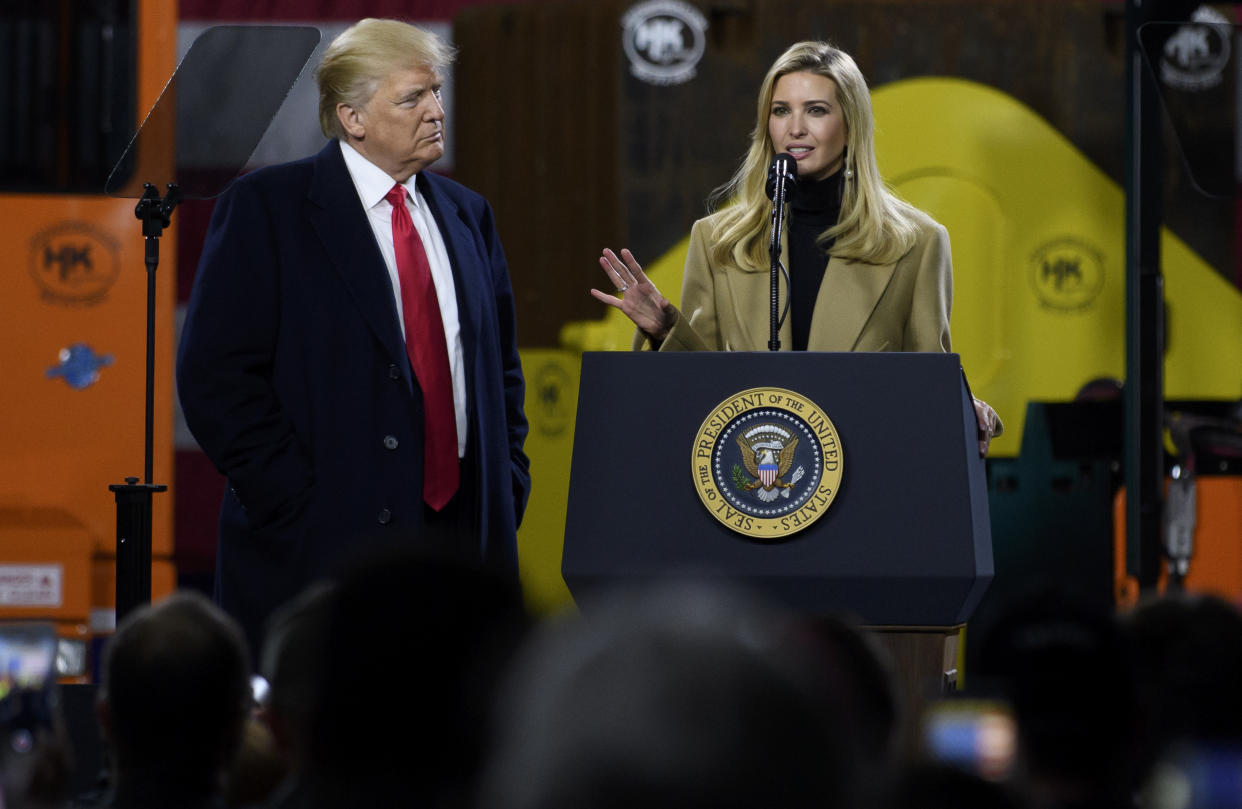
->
[178, 19, 530, 656]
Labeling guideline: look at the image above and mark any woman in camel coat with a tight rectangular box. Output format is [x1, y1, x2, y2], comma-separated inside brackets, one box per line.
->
[593, 41, 1001, 452]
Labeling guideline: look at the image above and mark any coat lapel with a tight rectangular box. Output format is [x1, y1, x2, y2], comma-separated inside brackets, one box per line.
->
[722, 263, 791, 351]
[716, 222, 788, 350]
[418, 173, 479, 408]
[806, 256, 897, 351]
[719, 222, 898, 352]
[306, 143, 408, 368]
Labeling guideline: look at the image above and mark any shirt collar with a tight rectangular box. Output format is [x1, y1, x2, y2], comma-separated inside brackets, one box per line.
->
[339, 140, 420, 209]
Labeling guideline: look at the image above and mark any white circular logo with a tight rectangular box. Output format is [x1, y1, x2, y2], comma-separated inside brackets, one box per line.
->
[622, 0, 708, 86]
[1159, 5, 1231, 91]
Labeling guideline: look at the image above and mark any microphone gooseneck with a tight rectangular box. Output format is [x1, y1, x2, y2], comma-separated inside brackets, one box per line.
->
[767, 153, 797, 351]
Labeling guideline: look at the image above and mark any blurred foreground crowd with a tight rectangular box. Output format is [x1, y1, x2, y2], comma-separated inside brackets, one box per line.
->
[4, 550, 1242, 809]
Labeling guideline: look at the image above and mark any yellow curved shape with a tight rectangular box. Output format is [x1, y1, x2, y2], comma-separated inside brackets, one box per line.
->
[874, 77, 1242, 453]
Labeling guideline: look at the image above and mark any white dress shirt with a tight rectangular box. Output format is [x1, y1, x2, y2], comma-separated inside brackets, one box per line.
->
[340, 140, 468, 458]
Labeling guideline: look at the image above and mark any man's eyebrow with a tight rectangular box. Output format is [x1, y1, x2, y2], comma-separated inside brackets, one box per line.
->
[394, 80, 441, 104]
[395, 88, 427, 102]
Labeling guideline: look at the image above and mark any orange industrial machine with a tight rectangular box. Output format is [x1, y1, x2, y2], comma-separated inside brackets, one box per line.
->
[0, 1, 178, 679]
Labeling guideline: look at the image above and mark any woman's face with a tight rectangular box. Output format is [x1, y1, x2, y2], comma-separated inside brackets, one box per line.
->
[767, 71, 847, 182]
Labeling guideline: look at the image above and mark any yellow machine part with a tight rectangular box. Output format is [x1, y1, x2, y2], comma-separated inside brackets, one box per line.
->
[516, 77, 1242, 613]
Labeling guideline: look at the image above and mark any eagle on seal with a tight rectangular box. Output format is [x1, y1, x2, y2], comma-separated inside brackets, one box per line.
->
[737, 433, 799, 503]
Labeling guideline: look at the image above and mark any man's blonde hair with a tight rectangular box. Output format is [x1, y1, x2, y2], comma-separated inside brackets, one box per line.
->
[316, 18, 456, 139]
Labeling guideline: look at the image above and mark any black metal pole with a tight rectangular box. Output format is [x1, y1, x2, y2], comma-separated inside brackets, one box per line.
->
[111, 183, 176, 625]
[144, 234, 159, 485]
[768, 161, 792, 352]
[1123, 0, 1165, 593]
[769, 197, 783, 352]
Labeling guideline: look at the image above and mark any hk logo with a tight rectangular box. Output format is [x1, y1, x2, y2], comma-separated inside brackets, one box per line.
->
[1030, 237, 1105, 311]
[44, 243, 95, 280]
[634, 17, 687, 64]
[1042, 257, 1082, 289]
[29, 222, 119, 305]
[1166, 27, 1211, 66]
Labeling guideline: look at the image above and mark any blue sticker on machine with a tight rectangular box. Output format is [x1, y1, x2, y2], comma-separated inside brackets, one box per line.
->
[46, 343, 114, 390]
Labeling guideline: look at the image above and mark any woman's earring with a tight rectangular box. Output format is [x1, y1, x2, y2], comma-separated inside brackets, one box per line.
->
[844, 163, 854, 180]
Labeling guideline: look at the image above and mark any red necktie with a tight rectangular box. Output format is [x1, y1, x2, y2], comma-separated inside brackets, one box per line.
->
[387, 184, 459, 510]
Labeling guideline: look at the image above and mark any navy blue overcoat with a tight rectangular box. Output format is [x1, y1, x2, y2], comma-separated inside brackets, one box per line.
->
[177, 142, 530, 651]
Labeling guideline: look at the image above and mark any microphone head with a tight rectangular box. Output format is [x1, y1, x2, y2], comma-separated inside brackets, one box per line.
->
[765, 153, 798, 201]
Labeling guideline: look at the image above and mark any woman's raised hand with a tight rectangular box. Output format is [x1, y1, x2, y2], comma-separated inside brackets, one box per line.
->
[590, 248, 677, 342]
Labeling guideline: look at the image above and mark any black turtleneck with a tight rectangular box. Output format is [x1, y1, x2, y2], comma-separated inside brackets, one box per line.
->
[788, 168, 843, 351]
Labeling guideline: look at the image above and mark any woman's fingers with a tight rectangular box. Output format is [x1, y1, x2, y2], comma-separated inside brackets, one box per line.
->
[972, 398, 1000, 456]
[596, 247, 672, 339]
[588, 287, 623, 308]
[618, 248, 648, 284]
[604, 247, 652, 291]
[599, 253, 630, 291]
[602, 249, 635, 288]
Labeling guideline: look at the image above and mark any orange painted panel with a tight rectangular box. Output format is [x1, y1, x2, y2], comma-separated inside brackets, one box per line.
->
[1, 194, 176, 557]
[1115, 477, 1242, 605]
[0, 508, 93, 624]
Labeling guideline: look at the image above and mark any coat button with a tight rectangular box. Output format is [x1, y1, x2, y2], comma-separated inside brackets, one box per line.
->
[377, 508, 392, 525]
[383, 435, 399, 450]
[388, 364, 401, 381]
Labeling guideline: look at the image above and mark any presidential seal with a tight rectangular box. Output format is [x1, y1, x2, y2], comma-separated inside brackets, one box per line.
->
[692, 387, 843, 540]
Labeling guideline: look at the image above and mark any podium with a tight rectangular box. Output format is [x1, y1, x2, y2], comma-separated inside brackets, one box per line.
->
[563, 351, 994, 740]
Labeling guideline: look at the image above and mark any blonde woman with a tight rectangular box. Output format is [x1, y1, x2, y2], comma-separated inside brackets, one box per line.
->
[594, 41, 1001, 452]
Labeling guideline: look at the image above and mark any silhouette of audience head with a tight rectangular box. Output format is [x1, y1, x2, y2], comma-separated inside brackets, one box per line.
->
[804, 612, 901, 766]
[223, 715, 286, 808]
[479, 580, 861, 809]
[304, 549, 528, 809]
[98, 591, 251, 796]
[1124, 593, 1242, 760]
[222, 582, 337, 808]
[259, 582, 336, 770]
[877, 761, 1031, 809]
[970, 589, 1141, 808]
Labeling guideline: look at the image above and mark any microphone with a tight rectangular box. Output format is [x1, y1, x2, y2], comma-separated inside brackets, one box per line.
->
[766, 154, 797, 351]
[765, 152, 797, 201]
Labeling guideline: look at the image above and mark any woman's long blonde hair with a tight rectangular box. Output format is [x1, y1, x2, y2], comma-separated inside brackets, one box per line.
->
[709, 41, 920, 270]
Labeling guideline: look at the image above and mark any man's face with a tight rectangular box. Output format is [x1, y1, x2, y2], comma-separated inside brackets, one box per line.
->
[347, 65, 445, 182]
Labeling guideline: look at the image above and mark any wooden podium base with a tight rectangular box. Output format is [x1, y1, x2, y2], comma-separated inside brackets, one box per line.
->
[869, 626, 962, 758]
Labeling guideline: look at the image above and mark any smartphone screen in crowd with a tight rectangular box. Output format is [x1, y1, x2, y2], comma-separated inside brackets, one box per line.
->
[0, 623, 58, 752]
[922, 698, 1018, 781]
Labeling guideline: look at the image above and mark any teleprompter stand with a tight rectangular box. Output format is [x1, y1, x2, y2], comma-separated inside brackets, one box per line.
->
[104, 25, 320, 624]
[108, 183, 177, 621]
